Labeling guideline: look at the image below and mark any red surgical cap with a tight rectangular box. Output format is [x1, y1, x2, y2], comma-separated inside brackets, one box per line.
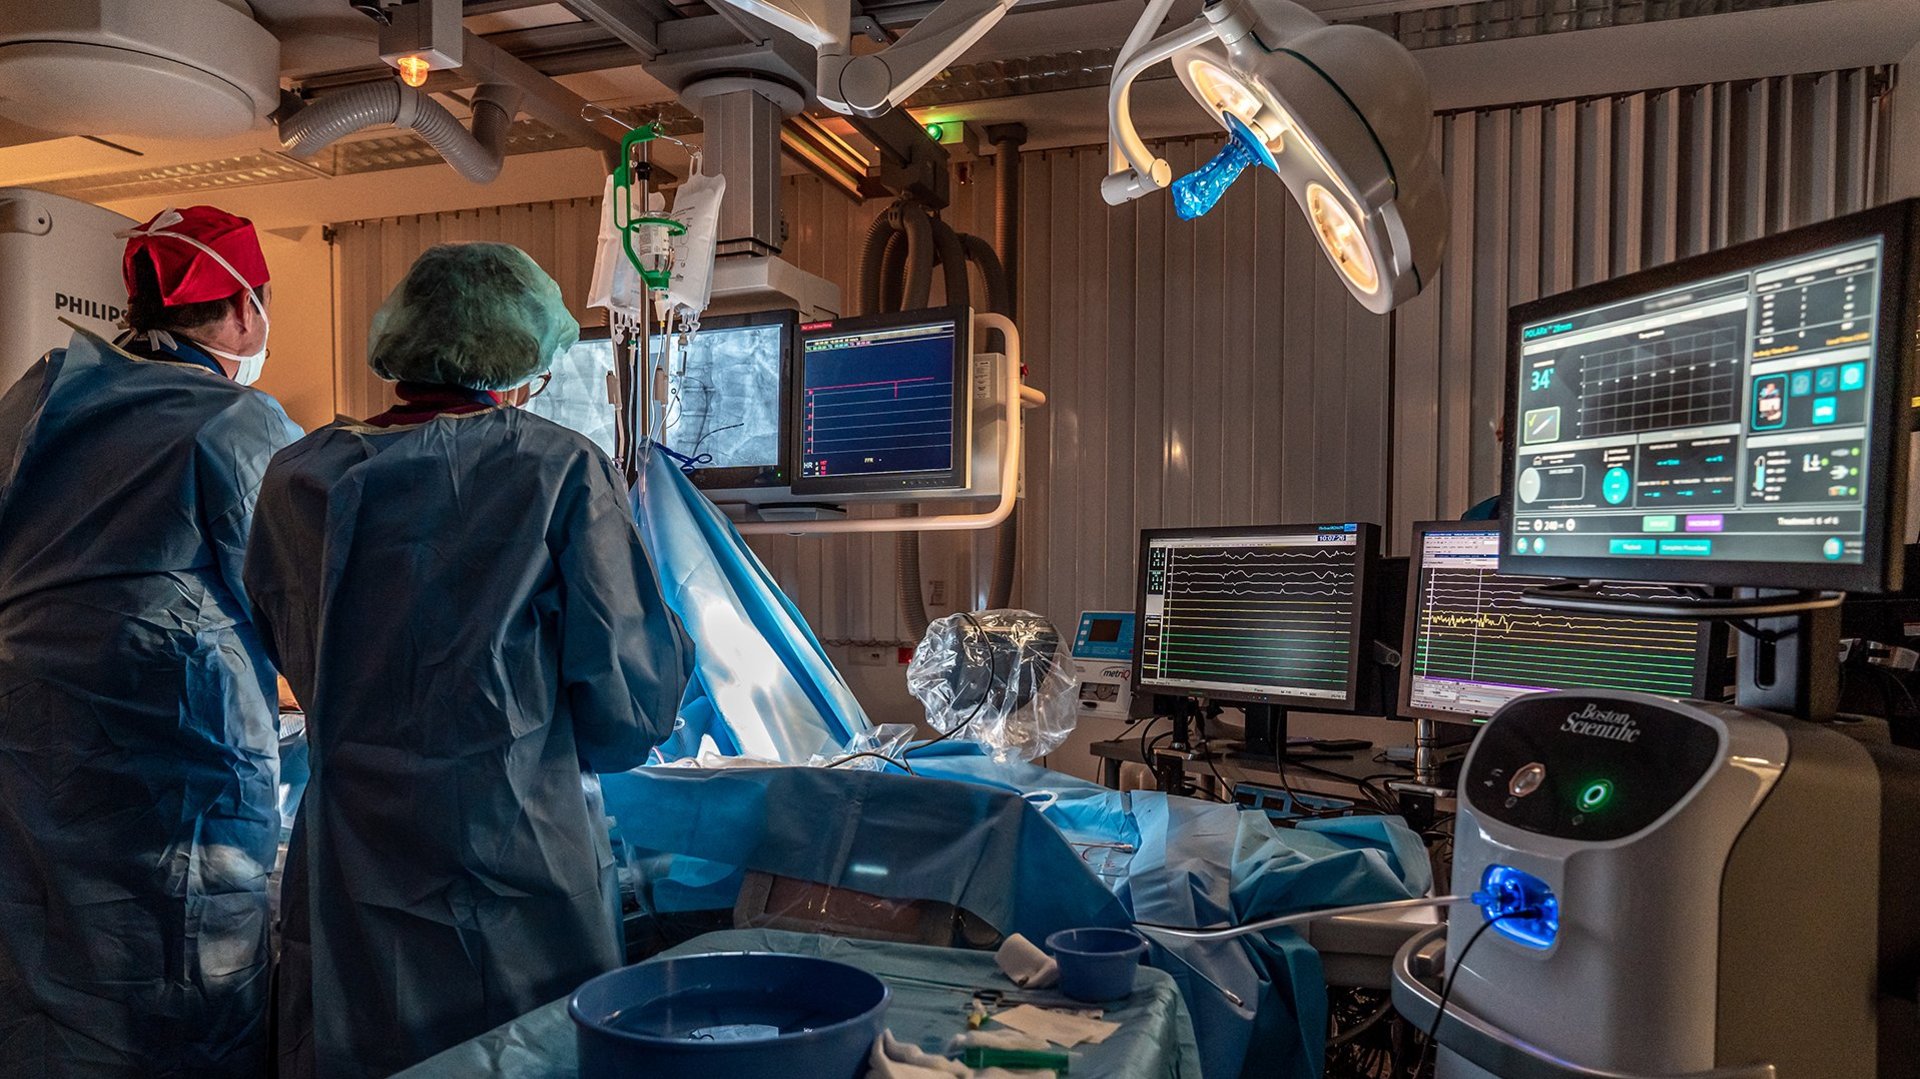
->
[120, 205, 271, 306]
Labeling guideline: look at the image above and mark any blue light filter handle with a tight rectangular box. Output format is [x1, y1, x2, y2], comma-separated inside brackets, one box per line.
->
[1170, 112, 1279, 220]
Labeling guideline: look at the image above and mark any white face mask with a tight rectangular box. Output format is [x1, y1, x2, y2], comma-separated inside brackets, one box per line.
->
[118, 208, 270, 385]
[197, 290, 270, 386]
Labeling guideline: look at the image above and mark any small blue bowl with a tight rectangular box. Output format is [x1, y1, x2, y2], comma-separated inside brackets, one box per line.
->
[1046, 927, 1147, 1003]
[570, 951, 890, 1079]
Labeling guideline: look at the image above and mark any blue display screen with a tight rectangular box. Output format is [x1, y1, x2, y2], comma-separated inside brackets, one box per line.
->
[800, 319, 958, 479]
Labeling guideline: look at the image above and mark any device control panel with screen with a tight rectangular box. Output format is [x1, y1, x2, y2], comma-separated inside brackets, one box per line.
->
[1505, 206, 1915, 589]
[793, 307, 970, 495]
[1402, 523, 1715, 724]
[1134, 524, 1374, 707]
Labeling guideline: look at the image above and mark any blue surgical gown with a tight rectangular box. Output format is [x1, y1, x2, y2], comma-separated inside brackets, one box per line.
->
[0, 328, 299, 1077]
[243, 405, 691, 1079]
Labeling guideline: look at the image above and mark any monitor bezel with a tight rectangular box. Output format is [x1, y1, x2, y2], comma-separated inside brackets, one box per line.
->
[653, 308, 797, 493]
[790, 305, 973, 498]
[1401, 519, 1721, 726]
[1130, 522, 1378, 710]
[1499, 200, 1918, 594]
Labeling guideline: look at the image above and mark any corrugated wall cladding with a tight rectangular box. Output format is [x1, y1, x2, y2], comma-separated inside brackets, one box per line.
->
[330, 67, 1891, 647]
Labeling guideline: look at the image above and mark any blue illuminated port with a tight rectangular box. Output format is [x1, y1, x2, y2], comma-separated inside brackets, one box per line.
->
[1473, 865, 1559, 949]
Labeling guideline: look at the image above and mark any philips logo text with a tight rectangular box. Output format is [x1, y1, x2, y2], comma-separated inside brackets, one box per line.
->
[55, 293, 124, 324]
[1560, 703, 1641, 743]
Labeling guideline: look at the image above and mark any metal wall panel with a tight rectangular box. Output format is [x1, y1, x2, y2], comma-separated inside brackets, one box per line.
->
[329, 67, 1891, 652]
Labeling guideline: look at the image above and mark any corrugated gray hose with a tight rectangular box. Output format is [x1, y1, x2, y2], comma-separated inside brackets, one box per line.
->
[279, 80, 521, 184]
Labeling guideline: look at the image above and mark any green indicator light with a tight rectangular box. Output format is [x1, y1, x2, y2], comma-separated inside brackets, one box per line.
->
[924, 122, 944, 141]
[1579, 780, 1614, 811]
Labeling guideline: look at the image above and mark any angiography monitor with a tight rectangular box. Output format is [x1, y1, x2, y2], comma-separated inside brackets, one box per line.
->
[650, 309, 796, 497]
[1503, 202, 1918, 590]
[1133, 523, 1378, 708]
[522, 326, 619, 458]
[1400, 520, 1720, 725]
[792, 306, 973, 497]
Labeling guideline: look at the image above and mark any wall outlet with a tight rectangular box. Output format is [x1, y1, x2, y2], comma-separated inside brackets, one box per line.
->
[850, 647, 889, 666]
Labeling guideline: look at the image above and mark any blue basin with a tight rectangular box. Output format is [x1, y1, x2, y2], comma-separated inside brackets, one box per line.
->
[570, 951, 890, 1078]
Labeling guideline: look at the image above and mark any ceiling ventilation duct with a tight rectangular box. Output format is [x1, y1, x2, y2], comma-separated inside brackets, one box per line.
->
[0, 0, 280, 141]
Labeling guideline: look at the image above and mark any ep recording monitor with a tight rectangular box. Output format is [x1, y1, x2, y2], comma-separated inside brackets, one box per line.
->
[793, 306, 973, 497]
[1400, 521, 1721, 724]
[1504, 201, 1918, 591]
[1133, 523, 1377, 709]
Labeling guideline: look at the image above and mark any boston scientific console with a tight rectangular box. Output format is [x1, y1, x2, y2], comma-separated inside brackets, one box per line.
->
[1393, 201, 1920, 1079]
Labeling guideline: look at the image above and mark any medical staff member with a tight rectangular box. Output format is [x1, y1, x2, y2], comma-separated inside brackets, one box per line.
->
[245, 242, 690, 1078]
[0, 205, 299, 1077]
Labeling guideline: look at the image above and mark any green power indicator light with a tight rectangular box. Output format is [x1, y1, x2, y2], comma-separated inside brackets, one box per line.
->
[924, 122, 944, 141]
[1579, 780, 1614, 811]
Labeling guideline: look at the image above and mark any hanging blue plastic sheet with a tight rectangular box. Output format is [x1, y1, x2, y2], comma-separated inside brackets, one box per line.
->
[907, 748, 1428, 1079]
[605, 747, 1428, 1079]
[633, 449, 872, 762]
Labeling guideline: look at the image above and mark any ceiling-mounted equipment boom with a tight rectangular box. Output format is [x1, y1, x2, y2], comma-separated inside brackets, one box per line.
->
[704, 0, 1015, 117]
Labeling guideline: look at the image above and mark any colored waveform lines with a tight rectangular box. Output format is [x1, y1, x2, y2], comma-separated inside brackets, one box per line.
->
[1413, 570, 1700, 695]
[1142, 545, 1359, 698]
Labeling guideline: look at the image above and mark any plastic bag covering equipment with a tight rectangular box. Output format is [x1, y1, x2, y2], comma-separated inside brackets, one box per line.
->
[635, 448, 872, 762]
[603, 748, 1428, 1079]
[242, 404, 691, 1078]
[367, 241, 580, 391]
[908, 610, 1076, 762]
[0, 327, 300, 1076]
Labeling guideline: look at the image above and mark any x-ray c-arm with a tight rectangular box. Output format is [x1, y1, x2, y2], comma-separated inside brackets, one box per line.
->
[709, 0, 1016, 117]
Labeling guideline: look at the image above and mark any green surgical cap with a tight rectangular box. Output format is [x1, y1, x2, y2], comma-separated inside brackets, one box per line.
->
[368, 242, 580, 391]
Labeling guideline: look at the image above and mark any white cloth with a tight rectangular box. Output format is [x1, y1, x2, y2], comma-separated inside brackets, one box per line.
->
[994, 933, 1060, 989]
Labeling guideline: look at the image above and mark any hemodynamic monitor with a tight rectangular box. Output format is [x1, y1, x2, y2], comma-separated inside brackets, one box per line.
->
[1133, 524, 1376, 708]
[1401, 522, 1716, 724]
[793, 307, 971, 496]
[1503, 203, 1917, 590]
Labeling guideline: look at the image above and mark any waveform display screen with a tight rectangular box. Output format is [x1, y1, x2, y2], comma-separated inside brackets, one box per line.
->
[1505, 211, 1910, 590]
[794, 308, 970, 496]
[1134, 525, 1372, 706]
[1402, 524, 1713, 723]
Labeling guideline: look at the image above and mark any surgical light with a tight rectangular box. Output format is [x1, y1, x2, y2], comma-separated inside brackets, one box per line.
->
[1104, 0, 1447, 313]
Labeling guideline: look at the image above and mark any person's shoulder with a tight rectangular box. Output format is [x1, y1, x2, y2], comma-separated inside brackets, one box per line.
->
[197, 383, 303, 449]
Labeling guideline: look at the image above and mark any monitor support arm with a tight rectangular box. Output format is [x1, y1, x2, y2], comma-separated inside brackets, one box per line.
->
[707, 0, 1017, 117]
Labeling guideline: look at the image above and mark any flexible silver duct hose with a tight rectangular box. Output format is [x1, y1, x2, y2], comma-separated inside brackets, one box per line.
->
[278, 80, 519, 184]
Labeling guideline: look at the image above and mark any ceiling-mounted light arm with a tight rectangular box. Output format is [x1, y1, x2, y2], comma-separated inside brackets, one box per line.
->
[1101, 15, 1219, 205]
[708, 0, 1015, 118]
[818, 0, 1016, 116]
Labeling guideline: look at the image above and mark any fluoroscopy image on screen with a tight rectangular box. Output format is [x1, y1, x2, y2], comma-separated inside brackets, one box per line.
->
[1135, 525, 1371, 706]
[1402, 523, 1714, 723]
[654, 322, 785, 475]
[1508, 235, 1886, 573]
[522, 334, 617, 458]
